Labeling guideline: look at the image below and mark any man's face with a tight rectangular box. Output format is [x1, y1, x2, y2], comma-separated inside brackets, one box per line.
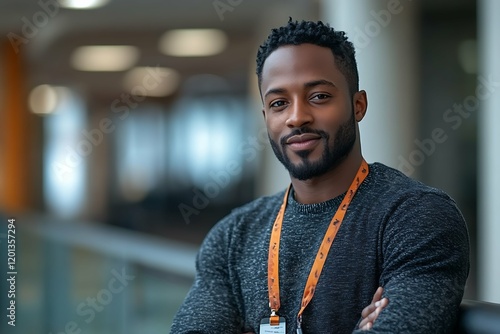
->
[260, 43, 357, 180]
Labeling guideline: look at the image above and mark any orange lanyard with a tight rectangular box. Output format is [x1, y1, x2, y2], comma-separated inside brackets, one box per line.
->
[267, 160, 369, 327]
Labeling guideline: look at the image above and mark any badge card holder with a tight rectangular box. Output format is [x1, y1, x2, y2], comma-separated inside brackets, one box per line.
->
[260, 316, 286, 334]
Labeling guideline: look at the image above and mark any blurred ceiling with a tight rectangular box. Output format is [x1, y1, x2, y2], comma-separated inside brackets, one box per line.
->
[0, 0, 475, 104]
[1, 0, 315, 102]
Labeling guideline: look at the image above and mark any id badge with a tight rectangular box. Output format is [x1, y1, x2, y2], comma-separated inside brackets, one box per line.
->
[260, 317, 286, 334]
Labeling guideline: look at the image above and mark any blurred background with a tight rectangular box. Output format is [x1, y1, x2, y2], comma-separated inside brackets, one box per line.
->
[0, 0, 499, 333]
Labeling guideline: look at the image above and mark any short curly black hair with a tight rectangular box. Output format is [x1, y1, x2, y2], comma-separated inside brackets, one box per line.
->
[256, 19, 359, 96]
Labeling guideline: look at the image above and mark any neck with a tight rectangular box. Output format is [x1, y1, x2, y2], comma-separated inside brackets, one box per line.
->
[290, 150, 364, 204]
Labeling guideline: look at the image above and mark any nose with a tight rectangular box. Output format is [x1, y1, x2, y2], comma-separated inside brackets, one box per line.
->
[285, 99, 313, 128]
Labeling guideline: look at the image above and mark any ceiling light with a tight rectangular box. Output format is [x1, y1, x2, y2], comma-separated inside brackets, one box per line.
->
[159, 29, 227, 57]
[71, 45, 139, 71]
[124, 67, 180, 97]
[59, 0, 110, 9]
[29, 85, 70, 115]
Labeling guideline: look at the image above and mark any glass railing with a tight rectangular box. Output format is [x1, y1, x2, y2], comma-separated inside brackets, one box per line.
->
[0, 214, 197, 334]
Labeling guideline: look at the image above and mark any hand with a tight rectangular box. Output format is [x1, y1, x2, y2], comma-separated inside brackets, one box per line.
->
[243, 287, 389, 333]
[358, 286, 389, 330]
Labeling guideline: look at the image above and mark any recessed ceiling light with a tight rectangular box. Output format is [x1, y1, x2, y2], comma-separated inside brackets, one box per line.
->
[123, 67, 180, 97]
[29, 85, 70, 115]
[159, 29, 227, 57]
[71, 45, 139, 71]
[59, 0, 110, 9]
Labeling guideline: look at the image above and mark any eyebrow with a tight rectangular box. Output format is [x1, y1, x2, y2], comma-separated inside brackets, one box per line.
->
[263, 88, 286, 100]
[263, 79, 337, 99]
[304, 79, 337, 89]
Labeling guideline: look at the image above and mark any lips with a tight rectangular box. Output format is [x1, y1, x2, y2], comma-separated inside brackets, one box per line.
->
[285, 133, 322, 151]
[286, 133, 321, 144]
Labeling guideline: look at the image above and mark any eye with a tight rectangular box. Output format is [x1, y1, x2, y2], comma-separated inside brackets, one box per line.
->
[310, 93, 331, 101]
[269, 100, 288, 109]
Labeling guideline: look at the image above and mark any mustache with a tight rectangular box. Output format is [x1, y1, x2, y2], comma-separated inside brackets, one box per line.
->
[280, 127, 329, 146]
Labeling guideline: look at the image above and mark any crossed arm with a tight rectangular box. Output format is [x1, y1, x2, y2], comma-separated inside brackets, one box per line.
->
[351, 193, 470, 333]
[171, 194, 469, 333]
[242, 287, 389, 333]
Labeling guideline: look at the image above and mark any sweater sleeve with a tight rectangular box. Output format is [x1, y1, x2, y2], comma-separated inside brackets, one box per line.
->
[170, 217, 243, 334]
[352, 192, 470, 334]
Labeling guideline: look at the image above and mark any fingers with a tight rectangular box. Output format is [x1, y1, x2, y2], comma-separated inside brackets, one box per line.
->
[360, 320, 373, 331]
[371, 286, 384, 304]
[359, 286, 389, 330]
[362, 287, 383, 318]
[378, 297, 389, 309]
[359, 298, 388, 330]
[361, 302, 376, 319]
[359, 306, 381, 329]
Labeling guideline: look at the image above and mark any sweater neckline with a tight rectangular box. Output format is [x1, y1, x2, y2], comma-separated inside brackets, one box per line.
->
[285, 163, 376, 215]
[287, 189, 344, 215]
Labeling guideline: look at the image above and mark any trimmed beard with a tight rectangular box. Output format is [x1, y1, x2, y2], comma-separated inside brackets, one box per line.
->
[269, 111, 356, 180]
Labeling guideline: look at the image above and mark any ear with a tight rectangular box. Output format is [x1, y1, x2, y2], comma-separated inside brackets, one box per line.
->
[261, 108, 266, 120]
[353, 90, 368, 122]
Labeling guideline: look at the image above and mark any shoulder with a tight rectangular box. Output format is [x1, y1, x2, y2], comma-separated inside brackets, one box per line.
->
[365, 162, 459, 208]
[364, 163, 468, 240]
[367, 162, 469, 247]
[367, 167, 470, 289]
[199, 190, 285, 249]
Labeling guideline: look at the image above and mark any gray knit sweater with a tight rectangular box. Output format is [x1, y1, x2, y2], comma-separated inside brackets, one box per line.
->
[170, 163, 470, 334]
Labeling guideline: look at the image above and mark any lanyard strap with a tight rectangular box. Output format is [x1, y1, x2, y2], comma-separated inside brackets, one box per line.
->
[267, 160, 369, 325]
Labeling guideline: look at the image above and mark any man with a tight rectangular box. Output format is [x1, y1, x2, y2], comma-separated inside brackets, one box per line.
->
[171, 20, 469, 333]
